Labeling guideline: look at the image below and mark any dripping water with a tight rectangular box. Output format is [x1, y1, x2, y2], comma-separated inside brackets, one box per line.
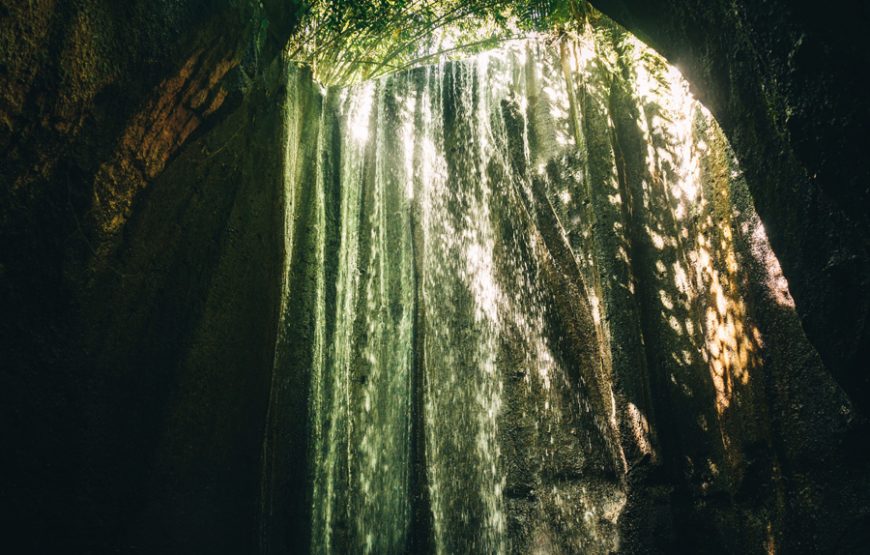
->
[264, 28, 786, 555]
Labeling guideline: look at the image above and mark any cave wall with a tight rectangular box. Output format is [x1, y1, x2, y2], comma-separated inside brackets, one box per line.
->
[588, 0, 870, 417]
[259, 65, 325, 555]
[582, 26, 869, 552]
[112, 56, 291, 552]
[1, 0, 301, 550]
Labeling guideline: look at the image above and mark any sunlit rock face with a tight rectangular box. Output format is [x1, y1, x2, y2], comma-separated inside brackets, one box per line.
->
[265, 22, 859, 555]
[591, 0, 870, 420]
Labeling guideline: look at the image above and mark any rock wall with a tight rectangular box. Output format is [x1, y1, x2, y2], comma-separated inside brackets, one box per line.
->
[1, 1, 301, 551]
[589, 0, 870, 419]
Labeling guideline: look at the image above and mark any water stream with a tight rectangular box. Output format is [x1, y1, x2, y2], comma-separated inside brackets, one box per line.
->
[265, 27, 790, 555]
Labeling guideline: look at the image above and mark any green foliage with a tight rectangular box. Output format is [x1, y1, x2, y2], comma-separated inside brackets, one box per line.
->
[289, 0, 588, 85]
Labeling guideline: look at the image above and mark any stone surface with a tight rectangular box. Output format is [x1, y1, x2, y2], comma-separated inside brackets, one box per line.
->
[0, 0, 300, 550]
[590, 0, 870, 419]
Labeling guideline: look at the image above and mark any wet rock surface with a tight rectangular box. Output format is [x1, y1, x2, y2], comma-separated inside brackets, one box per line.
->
[591, 0, 870, 422]
[2, 1, 868, 553]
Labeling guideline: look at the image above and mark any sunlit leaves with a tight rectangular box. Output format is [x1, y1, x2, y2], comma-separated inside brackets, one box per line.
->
[289, 0, 587, 84]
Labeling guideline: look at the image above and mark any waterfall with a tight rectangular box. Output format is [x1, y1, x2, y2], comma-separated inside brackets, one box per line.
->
[267, 25, 793, 555]
[309, 77, 417, 554]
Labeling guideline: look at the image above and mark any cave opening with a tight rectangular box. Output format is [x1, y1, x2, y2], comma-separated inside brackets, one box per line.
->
[2, 1, 869, 554]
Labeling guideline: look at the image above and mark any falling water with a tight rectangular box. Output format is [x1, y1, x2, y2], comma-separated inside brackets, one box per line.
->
[298, 36, 626, 554]
[267, 24, 794, 555]
[308, 79, 417, 554]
